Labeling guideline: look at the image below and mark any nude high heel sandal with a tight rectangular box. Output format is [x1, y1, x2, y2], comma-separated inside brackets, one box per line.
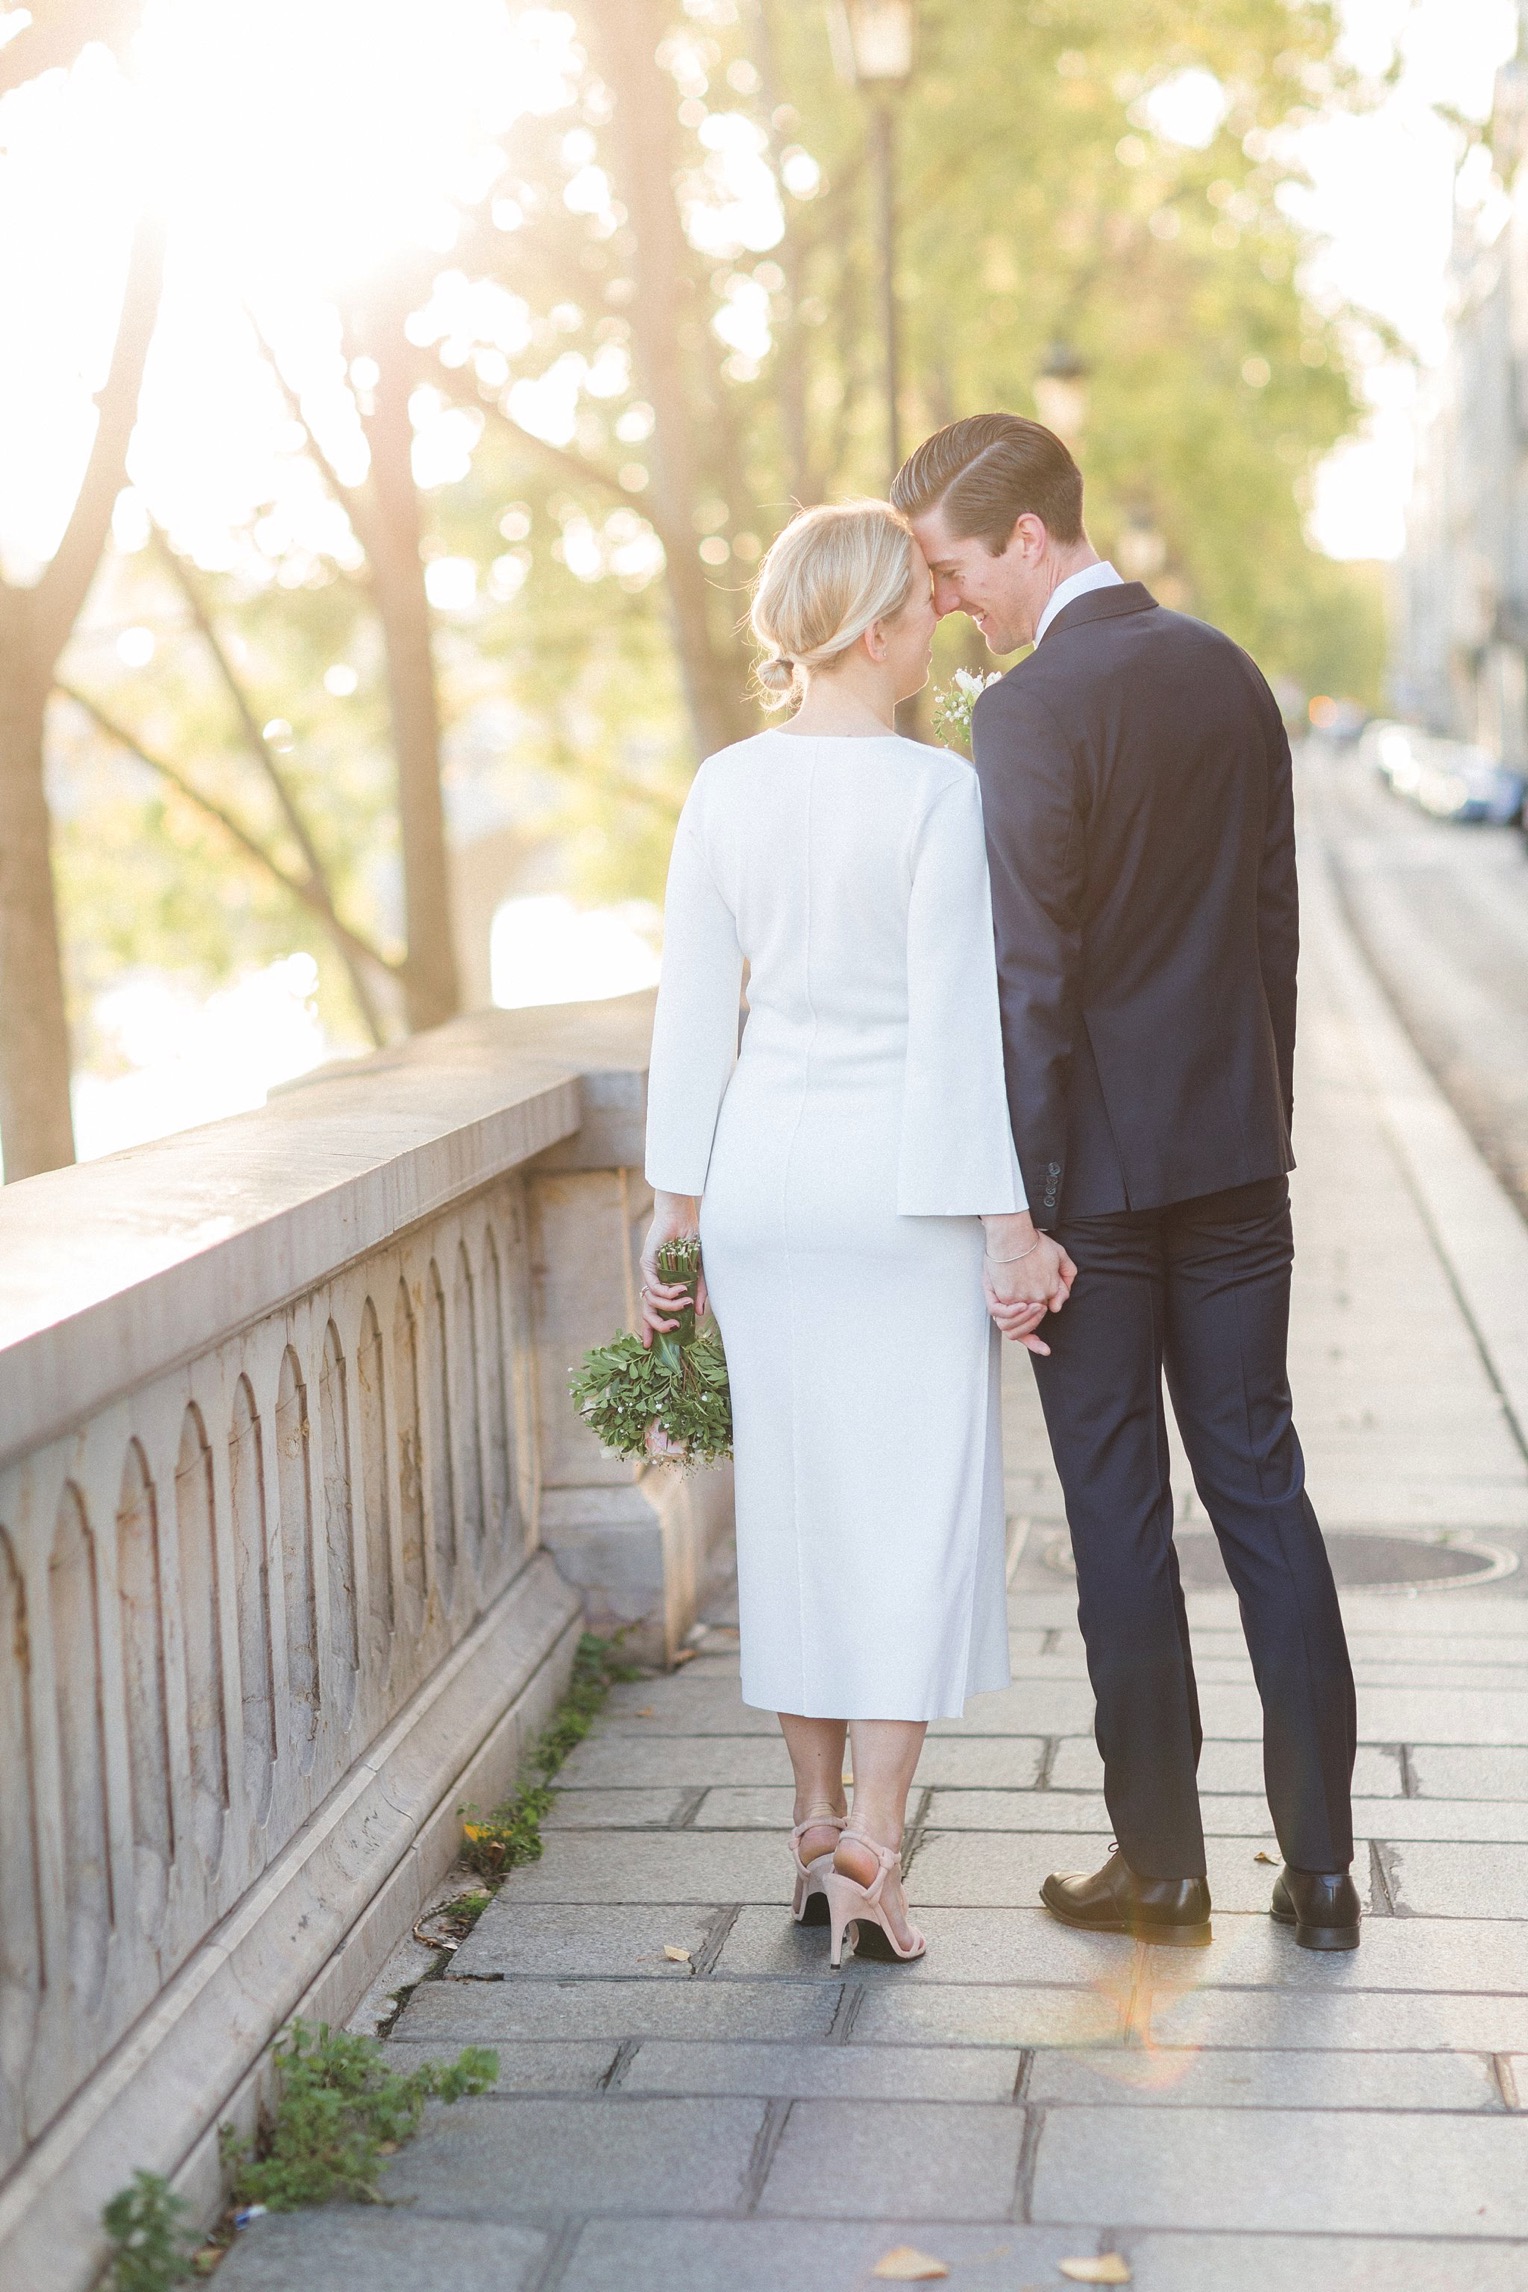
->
[790, 1810, 846, 1927]
[825, 1829, 927, 1967]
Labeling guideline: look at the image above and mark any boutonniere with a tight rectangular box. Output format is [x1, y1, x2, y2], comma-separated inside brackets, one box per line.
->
[932, 667, 1003, 752]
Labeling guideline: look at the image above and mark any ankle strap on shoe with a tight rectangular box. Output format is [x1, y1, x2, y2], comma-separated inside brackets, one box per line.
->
[837, 1828, 902, 1905]
[790, 1810, 847, 1846]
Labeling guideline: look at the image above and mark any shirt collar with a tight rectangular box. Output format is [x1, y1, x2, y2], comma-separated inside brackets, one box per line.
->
[1033, 559, 1124, 648]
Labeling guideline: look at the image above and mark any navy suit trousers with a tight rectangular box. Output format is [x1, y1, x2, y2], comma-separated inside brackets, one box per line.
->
[1031, 1177, 1357, 1880]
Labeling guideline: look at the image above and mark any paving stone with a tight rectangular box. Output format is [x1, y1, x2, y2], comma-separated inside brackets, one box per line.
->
[557, 1735, 794, 1789]
[757, 2099, 1027, 2221]
[559, 2220, 1085, 2292]
[1345, 1659, 1528, 1691]
[713, 1902, 1136, 1988]
[447, 1901, 720, 1980]
[1145, 1984, 1528, 2055]
[492, 1829, 786, 1904]
[380, 2038, 618, 2091]
[1125, 2230, 1528, 2291]
[850, 1982, 1125, 2049]
[377, 2095, 765, 2217]
[1026, 2045, 1498, 2111]
[1409, 1744, 1528, 1800]
[1006, 1628, 1053, 1656]
[927, 1680, 1101, 1736]
[395, 1976, 842, 2045]
[1031, 2102, 1528, 2234]
[621, 2039, 1024, 2100]
[1334, 1594, 1528, 1636]
[913, 1736, 1047, 1786]
[601, 1682, 778, 1734]
[923, 1788, 1124, 1833]
[1382, 1838, 1528, 1916]
[213, 2212, 547, 2292]
[691, 1786, 797, 1828]
[1140, 1910, 1528, 1993]
[1349, 1796, 1528, 1843]
[542, 1789, 692, 1828]
[1350, 1688, 1528, 1746]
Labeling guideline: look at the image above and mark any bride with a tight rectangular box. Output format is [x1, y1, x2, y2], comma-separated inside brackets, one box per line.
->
[640, 501, 1074, 1964]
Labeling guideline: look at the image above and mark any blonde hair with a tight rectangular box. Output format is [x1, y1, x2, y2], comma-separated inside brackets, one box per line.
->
[750, 500, 916, 709]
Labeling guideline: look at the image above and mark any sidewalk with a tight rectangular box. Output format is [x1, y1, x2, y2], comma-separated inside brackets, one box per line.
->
[220, 794, 1528, 2292]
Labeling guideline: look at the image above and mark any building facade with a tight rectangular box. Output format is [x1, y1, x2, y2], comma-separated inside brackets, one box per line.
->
[1398, 9, 1528, 765]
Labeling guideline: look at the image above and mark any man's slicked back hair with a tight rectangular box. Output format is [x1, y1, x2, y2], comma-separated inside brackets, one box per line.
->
[891, 412, 1084, 552]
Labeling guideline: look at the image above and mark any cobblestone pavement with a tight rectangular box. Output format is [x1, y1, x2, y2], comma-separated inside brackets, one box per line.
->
[221, 799, 1528, 2292]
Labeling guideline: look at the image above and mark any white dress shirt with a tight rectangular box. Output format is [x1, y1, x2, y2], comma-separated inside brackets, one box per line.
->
[1033, 558, 1124, 648]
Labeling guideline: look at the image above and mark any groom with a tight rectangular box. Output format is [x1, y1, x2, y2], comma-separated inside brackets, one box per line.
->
[894, 414, 1360, 1952]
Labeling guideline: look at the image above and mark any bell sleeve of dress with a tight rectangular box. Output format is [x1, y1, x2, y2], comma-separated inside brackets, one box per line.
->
[898, 767, 1028, 1216]
[644, 771, 745, 1197]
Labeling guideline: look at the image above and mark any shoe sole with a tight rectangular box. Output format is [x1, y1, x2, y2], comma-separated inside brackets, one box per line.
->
[1040, 1885, 1211, 1948]
[1270, 1905, 1360, 1951]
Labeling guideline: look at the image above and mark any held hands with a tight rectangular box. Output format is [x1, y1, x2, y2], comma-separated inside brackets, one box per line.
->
[981, 1212, 1076, 1356]
[639, 1191, 708, 1347]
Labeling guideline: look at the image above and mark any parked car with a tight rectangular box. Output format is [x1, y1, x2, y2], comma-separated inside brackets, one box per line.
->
[1359, 719, 1526, 826]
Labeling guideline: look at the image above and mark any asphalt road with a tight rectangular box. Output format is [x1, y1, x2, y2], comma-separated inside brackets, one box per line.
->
[1304, 740, 1528, 1222]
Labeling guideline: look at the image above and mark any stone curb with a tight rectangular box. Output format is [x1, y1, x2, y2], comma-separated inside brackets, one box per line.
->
[1306, 833, 1528, 1461]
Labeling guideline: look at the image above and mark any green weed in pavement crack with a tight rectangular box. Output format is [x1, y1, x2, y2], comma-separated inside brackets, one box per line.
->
[219, 2020, 496, 2209]
[459, 1631, 639, 1880]
[102, 2173, 197, 2291]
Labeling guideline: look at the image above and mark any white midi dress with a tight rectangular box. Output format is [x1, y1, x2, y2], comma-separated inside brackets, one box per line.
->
[644, 731, 1027, 1720]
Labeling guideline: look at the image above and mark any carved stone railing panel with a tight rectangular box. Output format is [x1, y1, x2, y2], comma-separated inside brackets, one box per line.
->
[0, 994, 731, 2290]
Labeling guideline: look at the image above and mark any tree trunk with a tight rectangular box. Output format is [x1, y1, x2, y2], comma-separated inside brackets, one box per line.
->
[0, 640, 74, 1179]
[584, 0, 754, 762]
[352, 307, 460, 1033]
[0, 210, 164, 1179]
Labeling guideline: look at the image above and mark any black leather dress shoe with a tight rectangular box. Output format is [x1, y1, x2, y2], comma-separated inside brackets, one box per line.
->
[1270, 1865, 1361, 1951]
[1040, 1847, 1212, 1947]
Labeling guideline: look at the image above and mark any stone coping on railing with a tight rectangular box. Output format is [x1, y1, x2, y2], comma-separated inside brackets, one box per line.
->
[0, 992, 656, 1469]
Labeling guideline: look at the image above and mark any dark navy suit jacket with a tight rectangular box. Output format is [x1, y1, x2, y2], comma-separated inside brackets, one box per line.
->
[970, 581, 1298, 1226]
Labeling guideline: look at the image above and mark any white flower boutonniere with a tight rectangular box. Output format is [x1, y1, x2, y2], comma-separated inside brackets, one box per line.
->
[932, 667, 1003, 752]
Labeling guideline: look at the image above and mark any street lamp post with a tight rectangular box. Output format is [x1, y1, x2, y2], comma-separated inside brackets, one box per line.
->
[1034, 340, 1090, 447]
[829, 2, 915, 487]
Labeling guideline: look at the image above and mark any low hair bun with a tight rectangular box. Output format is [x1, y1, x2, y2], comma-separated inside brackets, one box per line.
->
[749, 500, 915, 714]
[755, 655, 797, 699]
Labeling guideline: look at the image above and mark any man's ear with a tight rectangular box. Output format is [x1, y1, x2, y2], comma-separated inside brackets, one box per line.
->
[996, 512, 1047, 560]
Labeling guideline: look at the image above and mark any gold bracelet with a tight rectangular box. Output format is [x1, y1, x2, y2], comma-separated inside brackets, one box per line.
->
[984, 1239, 1040, 1264]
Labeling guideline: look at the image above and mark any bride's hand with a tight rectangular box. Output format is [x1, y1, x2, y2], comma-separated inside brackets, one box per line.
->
[986, 1285, 1053, 1354]
[982, 1214, 1076, 1355]
[639, 1192, 707, 1348]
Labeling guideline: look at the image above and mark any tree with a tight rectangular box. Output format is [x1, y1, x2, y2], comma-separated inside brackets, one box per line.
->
[425, 0, 1383, 792]
[0, 207, 162, 1177]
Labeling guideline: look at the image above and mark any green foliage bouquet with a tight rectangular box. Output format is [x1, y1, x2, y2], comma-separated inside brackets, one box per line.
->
[569, 1235, 731, 1468]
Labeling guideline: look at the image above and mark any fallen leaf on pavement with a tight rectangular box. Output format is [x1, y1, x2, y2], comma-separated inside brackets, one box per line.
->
[1059, 2258, 1131, 2284]
[635, 1706, 655, 1717]
[663, 1945, 692, 1963]
[1253, 1850, 1278, 1865]
[871, 2250, 950, 2282]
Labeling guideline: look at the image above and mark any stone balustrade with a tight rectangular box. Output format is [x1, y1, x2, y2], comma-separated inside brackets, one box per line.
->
[0, 994, 730, 2292]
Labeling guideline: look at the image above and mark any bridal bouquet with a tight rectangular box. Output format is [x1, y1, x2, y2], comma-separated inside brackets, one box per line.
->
[932, 666, 1003, 751]
[569, 1235, 732, 1468]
